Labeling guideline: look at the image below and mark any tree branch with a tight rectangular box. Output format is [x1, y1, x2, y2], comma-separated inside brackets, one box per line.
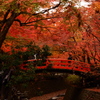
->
[20, 1, 61, 16]
[38, 1, 61, 14]
[15, 1, 61, 26]
[14, 19, 22, 26]
[15, 16, 62, 26]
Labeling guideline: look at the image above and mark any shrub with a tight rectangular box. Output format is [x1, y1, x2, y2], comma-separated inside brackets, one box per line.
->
[65, 74, 82, 86]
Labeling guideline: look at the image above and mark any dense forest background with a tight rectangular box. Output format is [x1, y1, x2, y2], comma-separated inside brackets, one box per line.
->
[0, 0, 100, 73]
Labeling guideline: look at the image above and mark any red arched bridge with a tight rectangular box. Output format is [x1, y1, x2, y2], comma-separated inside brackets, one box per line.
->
[20, 58, 91, 74]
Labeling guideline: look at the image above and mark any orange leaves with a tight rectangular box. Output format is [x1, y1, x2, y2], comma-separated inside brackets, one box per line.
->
[92, 1, 100, 13]
[1, 42, 12, 53]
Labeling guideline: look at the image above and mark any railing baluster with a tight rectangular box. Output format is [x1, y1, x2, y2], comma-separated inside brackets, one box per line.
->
[20, 58, 91, 73]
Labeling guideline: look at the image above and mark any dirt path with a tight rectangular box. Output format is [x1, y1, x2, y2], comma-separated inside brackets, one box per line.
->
[30, 89, 66, 100]
[86, 87, 100, 92]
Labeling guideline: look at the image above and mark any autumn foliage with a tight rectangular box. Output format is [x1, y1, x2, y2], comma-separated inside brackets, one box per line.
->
[0, 0, 100, 69]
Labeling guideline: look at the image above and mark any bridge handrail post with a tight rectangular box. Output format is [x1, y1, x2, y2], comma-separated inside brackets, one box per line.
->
[46, 60, 50, 67]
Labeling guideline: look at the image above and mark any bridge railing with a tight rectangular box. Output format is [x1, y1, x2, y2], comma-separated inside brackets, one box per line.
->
[37, 59, 90, 73]
[20, 59, 90, 73]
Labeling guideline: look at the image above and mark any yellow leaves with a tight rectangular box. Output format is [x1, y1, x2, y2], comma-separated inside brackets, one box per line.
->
[74, 31, 82, 42]
[67, 30, 82, 42]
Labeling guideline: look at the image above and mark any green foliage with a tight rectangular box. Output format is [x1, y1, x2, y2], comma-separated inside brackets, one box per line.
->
[0, 0, 40, 14]
[10, 68, 35, 85]
[33, 45, 52, 66]
[42, 45, 52, 60]
[36, 90, 44, 96]
[0, 53, 12, 70]
[65, 74, 82, 86]
[0, 42, 52, 86]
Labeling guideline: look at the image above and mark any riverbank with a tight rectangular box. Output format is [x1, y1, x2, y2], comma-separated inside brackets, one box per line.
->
[16, 74, 100, 100]
[30, 87, 100, 100]
[16, 75, 67, 99]
[63, 87, 100, 100]
[80, 87, 100, 100]
[30, 89, 66, 100]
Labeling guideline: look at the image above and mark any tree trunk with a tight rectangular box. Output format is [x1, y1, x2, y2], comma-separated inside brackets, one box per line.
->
[0, 12, 18, 48]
